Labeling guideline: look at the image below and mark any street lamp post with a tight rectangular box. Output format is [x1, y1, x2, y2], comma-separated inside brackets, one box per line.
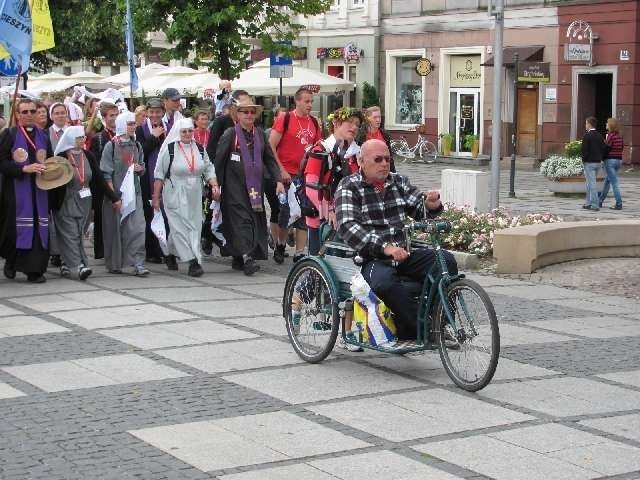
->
[489, 0, 504, 210]
[509, 52, 519, 198]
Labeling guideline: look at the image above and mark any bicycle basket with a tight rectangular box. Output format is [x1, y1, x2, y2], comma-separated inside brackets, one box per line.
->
[415, 124, 429, 135]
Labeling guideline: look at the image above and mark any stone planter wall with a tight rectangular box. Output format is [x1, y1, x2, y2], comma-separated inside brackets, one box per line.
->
[546, 177, 605, 194]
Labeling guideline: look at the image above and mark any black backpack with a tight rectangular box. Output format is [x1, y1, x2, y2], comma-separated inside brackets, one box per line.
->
[282, 111, 320, 137]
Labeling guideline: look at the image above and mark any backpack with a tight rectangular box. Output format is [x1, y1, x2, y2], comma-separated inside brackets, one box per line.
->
[165, 141, 205, 181]
[282, 111, 320, 138]
[295, 140, 345, 218]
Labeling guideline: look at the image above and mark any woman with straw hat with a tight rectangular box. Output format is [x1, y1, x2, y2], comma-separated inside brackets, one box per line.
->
[52, 126, 121, 280]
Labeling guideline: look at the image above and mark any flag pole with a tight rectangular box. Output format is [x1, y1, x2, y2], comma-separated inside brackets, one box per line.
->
[9, 65, 22, 127]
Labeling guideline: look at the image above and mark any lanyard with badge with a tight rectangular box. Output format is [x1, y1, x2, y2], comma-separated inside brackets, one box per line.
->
[67, 151, 92, 199]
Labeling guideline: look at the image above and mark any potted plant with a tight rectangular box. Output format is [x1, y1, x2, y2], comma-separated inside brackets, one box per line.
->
[464, 134, 480, 158]
[440, 132, 454, 156]
[540, 140, 604, 194]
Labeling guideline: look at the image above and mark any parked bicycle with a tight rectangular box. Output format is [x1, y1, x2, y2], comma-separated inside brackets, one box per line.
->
[389, 124, 438, 163]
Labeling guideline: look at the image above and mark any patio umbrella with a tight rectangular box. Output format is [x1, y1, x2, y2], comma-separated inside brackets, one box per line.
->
[230, 59, 354, 96]
[123, 65, 201, 97]
[102, 63, 167, 85]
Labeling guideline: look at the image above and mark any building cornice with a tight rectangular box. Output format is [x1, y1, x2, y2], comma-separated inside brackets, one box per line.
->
[298, 26, 380, 38]
[382, 7, 558, 35]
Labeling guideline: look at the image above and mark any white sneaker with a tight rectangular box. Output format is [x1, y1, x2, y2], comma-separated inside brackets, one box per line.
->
[339, 336, 363, 352]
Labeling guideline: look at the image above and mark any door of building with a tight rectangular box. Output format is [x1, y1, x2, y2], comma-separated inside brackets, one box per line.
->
[517, 87, 538, 157]
[576, 73, 613, 136]
[449, 88, 480, 155]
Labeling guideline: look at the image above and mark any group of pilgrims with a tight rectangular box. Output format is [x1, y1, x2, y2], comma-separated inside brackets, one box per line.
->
[0, 83, 395, 283]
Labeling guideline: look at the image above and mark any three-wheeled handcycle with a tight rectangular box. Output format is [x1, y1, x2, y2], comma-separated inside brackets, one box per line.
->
[282, 219, 500, 392]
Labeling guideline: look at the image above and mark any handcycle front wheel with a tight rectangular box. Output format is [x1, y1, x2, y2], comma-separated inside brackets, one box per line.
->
[283, 259, 340, 363]
[434, 278, 500, 391]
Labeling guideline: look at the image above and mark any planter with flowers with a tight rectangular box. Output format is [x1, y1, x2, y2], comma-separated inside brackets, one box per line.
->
[540, 140, 604, 194]
[412, 204, 562, 259]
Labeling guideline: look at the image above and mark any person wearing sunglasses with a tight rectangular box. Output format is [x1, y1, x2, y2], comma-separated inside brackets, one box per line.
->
[152, 118, 218, 277]
[335, 139, 458, 342]
[100, 111, 148, 276]
[0, 98, 55, 283]
[214, 96, 284, 276]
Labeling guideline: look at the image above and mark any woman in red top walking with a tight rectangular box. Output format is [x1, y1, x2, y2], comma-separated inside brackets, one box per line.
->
[303, 107, 363, 255]
[599, 117, 624, 210]
[355, 106, 395, 173]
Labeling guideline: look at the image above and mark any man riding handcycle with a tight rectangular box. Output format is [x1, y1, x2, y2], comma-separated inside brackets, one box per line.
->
[283, 139, 499, 391]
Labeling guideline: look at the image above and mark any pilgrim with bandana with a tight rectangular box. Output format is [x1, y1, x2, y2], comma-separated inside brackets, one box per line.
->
[214, 96, 284, 276]
[152, 118, 219, 277]
[0, 99, 55, 283]
[100, 111, 148, 276]
[52, 126, 120, 280]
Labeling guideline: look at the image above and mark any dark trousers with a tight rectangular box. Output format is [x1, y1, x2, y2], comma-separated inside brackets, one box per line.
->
[92, 192, 104, 259]
[361, 248, 458, 340]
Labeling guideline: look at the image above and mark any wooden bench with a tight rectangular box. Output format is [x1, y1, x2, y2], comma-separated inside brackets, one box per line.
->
[493, 220, 640, 274]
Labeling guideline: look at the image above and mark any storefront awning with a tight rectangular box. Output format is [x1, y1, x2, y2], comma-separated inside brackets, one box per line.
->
[482, 46, 544, 67]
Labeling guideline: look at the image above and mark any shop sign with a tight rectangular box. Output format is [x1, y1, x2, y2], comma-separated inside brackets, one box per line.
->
[544, 86, 557, 102]
[415, 58, 433, 77]
[620, 49, 630, 61]
[317, 47, 344, 59]
[450, 55, 481, 88]
[299, 84, 321, 94]
[517, 62, 550, 83]
[566, 43, 591, 62]
[344, 43, 360, 64]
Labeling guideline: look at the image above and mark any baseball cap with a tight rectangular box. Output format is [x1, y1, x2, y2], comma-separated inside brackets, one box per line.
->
[161, 88, 180, 100]
[147, 98, 164, 109]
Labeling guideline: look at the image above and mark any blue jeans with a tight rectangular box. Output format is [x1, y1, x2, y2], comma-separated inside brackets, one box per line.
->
[599, 159, 622, 207]
[583, 163, 600, 208]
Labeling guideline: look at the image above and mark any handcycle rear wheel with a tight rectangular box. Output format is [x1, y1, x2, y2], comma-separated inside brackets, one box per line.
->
[283, 259, 339, 363]
[434, 279, 499, 391]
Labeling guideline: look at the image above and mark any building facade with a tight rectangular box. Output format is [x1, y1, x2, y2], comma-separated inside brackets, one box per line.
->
[380, 0, 639, 163]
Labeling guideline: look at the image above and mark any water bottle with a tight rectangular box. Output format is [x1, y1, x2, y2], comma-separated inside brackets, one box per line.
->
[278, 192, 287, 205]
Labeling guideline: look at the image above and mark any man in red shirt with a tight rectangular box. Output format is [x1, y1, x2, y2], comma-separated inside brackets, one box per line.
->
[268, 87, 322, 263]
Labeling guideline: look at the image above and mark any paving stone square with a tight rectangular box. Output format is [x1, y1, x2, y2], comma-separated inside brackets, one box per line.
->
[485, 284, 593, 300]
[0, 381, 26, 399]
[580, 413, 640, 443]
[596, 369, 640, 388]
[3, 353, 188, 392]
[195, 272, 285, 286]
[87, 274, 199, 290]
[98, 319, 259, 349]
[126, 286, 250, 303]
[527, 316, 640, 339]
[8, 290, 143, 312]
[0, 304, 24, 316]
[226, 316, 288, 337]
[479, 377, 640, 416]
[129, 411, 370, 472]
[171, 298, 282, 318]
[365, 352, 560, 383]
[224, 360, 423, 404]
[545, 298, 636, 315]
[414, 435, 601, 480]
[0, 315, 70, 337]
[496, 323, 574, 346]
[227, 282, 289, 298]
[155, 338, 303, 373]
[309, 388, 533, 442]
[0, 278, 97, 298]
[50, 304, 195, 329]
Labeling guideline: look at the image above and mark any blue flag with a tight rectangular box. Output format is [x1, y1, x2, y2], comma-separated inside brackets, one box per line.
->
[125, 0, 138, 92]
[0, 0, 33, 72]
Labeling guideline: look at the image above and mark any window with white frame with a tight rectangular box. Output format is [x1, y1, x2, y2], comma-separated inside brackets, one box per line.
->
[351, 0, 365, 8]
[386, 51, 424, 126]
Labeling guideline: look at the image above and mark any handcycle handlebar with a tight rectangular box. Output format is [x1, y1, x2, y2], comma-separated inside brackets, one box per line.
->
[411, 219, 452, 234]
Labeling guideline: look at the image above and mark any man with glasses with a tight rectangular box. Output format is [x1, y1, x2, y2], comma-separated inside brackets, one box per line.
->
[0, 99, 55, 283]
[335, 139, 457, 341]
[214, 96, 284, 275]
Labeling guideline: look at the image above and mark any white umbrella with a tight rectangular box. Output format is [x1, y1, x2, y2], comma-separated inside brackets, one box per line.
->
[123, 65, 201, 98]
[230, 59, 354, 96]
[69, 71, 105, 81]
[102, 63, 167, 85]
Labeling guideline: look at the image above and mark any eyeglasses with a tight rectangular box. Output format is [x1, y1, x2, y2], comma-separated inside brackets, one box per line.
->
[19, 109, 36, 114]
[75, 136, 87, 140]
[126, 121, 137, 126]
[373, 155, 391, 164]
[237, 109, 257, 115]
[180, 129, 194, 133]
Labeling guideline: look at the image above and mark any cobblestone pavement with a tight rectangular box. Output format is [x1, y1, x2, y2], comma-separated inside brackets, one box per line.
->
[1, 161, 639, 479]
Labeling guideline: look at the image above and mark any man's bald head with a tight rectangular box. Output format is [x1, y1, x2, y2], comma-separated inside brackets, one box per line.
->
[359, 139, 392, 184]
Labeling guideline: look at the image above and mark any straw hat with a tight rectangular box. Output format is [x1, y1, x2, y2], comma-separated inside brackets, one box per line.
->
[230, 96, 263, 117]
[35, 156, 74, 190]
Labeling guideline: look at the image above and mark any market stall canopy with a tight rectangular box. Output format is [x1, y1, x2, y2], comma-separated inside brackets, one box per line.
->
[102, 63, 167, 85]
[122, 66, 209, 98]
[18, 71, 114, 93]
[231, 59, 354, 96]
